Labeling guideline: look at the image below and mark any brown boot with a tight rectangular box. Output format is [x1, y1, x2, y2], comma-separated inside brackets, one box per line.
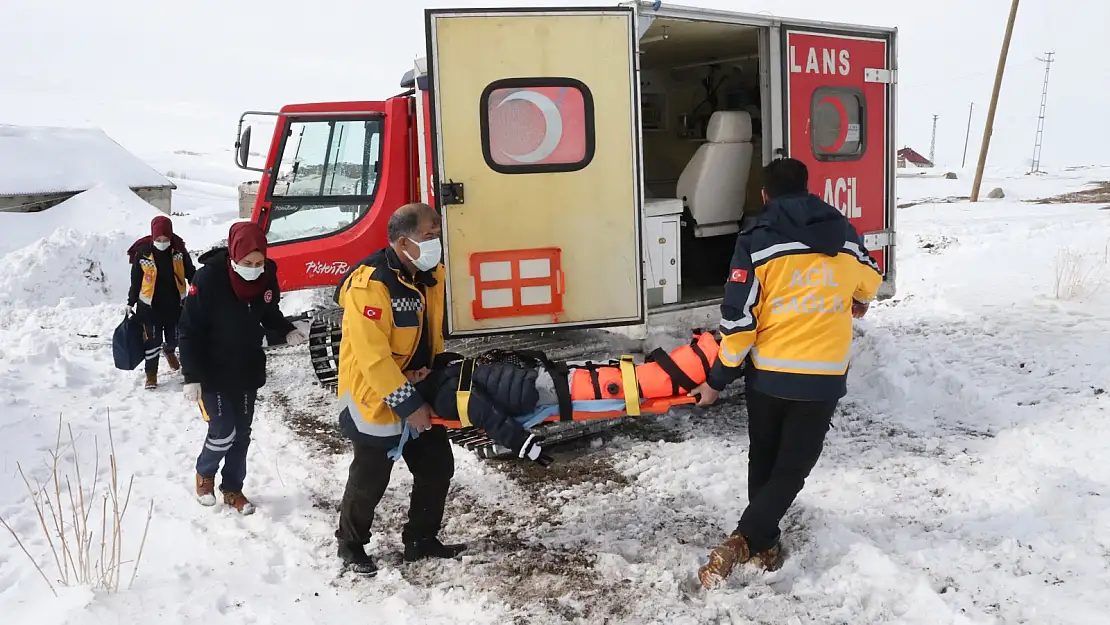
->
[222, 491, 256, 516]
[145, 372, 157, 390]
[698, 533, 751, 590]
[164, 349, 180, 371]
[196, 474, 216, 506]
[750, 542, 784, 572]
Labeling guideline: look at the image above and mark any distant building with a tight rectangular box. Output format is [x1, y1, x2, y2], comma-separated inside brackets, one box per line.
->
[897, 147, 934, 168]
[0, 125, 175, 213]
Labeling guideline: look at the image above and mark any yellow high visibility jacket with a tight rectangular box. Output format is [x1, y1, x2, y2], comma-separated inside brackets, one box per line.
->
[334, 247, 445, 444]
[706, 193, 883, 401]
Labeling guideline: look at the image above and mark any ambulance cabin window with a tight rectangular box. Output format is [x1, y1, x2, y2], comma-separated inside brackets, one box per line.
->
[480, 78, 596, 174]
[811, 87, 865, 161]
[265, 118, 383, 244]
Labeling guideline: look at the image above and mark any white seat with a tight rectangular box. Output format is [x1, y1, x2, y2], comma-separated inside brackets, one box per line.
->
[675, 111, 754, 238]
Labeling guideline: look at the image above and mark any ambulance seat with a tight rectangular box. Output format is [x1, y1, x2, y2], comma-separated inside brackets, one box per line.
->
[676, 111, 753, 238]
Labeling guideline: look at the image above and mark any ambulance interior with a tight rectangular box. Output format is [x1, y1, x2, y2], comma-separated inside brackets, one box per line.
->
[636, 18, 768, 308]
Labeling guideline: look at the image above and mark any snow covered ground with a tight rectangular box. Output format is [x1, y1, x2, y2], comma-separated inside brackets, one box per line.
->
[2, 163, 1110, 624]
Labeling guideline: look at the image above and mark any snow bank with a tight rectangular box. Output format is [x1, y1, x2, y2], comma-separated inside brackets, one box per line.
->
[0, 227, 132, 308]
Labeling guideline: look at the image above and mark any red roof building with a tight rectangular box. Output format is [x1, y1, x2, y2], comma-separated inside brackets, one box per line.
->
[897, 147, 934, 168]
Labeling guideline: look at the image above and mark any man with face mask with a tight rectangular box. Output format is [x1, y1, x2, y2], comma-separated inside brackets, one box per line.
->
[126, 215, 196, 389]
[332, 202, 465, 576]
[178, 221, 305, 515]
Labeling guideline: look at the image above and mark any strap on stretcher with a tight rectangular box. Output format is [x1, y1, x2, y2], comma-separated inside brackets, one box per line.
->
[618, 355, 640, 417]
[456, 358, 475, 428]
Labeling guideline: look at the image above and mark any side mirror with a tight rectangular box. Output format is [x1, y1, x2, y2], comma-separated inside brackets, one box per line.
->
[236, 126, 253, 169]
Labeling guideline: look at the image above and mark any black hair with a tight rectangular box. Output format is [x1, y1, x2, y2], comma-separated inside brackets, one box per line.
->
[762, 157, 809, 199]
[386, 202, 439, 243]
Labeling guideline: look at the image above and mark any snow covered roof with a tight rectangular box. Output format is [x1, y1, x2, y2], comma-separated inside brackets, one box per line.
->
[0, 125, 173, 197]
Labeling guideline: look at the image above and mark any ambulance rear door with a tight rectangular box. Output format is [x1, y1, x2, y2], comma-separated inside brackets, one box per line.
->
[781, 24, 896, 292]
[426, 7, 644, 336]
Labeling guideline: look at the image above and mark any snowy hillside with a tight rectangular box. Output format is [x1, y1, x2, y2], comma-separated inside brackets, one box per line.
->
[1, 165, 1109, 624]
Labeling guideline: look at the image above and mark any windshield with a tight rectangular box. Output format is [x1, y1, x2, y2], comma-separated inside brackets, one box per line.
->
[265, 117, 383, 244]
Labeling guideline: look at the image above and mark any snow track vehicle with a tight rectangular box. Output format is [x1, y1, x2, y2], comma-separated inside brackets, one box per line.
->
[234, 2, 899, 454]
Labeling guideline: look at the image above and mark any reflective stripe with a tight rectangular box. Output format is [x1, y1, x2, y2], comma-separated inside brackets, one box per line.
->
[750, 241, 810, 264]
[843, 241, 880, 272]
[338, 391, 405, 437]
[205, 427, 236, 452]
[750, 347, 850, 372]
[720, 273, 761, 334]
[719, 345, 751, 367]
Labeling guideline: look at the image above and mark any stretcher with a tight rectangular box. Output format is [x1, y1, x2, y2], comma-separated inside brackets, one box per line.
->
[389, 348, 706, 460]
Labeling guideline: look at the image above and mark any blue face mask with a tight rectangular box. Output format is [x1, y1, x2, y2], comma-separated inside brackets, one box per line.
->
[231, 260, 264, 281]
[154, 240, 171, 251]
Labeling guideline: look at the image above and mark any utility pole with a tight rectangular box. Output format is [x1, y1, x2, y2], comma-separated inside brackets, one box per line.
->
[929, 114, 939, 165]
[1029, 52, 1054, 174]
[962, 102, 974, 168]
[971, 0, 1021, 202]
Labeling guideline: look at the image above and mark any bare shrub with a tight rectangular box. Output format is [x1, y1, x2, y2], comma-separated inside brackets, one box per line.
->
[1053, 243, 1109, 301]
[0, 412, 153, 595]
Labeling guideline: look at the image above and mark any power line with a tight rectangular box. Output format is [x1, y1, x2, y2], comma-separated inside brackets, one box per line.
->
[1029, 51, 1054, 174]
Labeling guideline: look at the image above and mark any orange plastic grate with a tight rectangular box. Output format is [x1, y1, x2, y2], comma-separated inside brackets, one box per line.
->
[470, 248, 564, 320]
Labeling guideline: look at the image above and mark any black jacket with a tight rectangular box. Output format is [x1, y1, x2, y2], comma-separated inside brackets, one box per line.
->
[127, 241, 196, 324]
[178, 247, 295, 392]
[425, 360, 540, 454]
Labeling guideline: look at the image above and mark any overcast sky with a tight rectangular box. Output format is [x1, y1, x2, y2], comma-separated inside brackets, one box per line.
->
[0, 0, 1103, 169]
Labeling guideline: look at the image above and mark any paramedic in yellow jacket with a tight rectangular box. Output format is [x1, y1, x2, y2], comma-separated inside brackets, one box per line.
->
[126, 215, 196, 389]
[691, 158, 882, 587]
[332, 202, 465, 577]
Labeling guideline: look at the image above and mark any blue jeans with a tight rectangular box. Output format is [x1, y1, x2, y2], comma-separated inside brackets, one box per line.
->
[142, 322, 178, 374]
[195, 391, 256, 493]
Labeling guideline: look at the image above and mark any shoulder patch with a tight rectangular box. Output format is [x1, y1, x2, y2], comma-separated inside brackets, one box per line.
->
[263, 290, 273, 303]
[729, 269, 749, 283]
[188, 283, 197, 295]
[362, 306, 382, 320]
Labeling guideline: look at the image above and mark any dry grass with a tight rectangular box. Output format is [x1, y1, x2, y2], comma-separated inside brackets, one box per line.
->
[0, 411, 153, 595]
[1053, 243, 1109, 301]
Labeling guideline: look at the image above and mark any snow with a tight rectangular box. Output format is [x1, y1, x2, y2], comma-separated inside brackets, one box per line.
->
[0, 126, 171, 196]
[1, 164, 1110, 623]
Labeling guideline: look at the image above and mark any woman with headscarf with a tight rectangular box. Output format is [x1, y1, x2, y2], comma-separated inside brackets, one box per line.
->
[177, 221, 306, 515]
[127, 215, 196, 389]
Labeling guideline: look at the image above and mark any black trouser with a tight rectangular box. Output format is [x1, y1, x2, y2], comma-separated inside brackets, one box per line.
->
[735, 389, 836, 553]
[195, 390, 256, 493]
[336, 425, 454, 546]
[142, 321, 178, 374]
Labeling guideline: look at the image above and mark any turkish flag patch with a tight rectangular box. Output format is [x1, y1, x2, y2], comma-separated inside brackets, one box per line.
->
[729, 269, 749, 283]
[188, 283, 197, 295]
[362, 306, 382, 320]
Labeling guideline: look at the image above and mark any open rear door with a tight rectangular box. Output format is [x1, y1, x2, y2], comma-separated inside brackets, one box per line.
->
[782, 27, 895, 279]
[426, 7, 642, 336]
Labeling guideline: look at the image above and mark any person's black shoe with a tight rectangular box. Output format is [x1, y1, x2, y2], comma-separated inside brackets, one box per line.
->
[337, 541, 378, 576]
[402, 537, 467, 562]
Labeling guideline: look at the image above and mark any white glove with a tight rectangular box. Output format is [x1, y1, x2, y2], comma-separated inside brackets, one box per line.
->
[286, 329, 307, 346]
[183, 383, 201, 403]
[124, 303, 136, 315]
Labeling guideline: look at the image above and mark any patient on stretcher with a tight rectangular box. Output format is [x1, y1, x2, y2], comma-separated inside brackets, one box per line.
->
[414, 333, 720, 467]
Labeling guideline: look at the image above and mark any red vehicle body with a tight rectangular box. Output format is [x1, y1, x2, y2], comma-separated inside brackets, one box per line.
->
[236, 1, 898, 363]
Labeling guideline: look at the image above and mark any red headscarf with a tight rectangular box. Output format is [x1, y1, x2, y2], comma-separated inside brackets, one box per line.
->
[126, 216, 187, 262]
[227, 222, 270, 301]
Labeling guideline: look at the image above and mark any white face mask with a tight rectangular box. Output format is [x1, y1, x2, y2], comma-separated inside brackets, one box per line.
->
[404, 238, 442, 272]
[231, 260, 265, 281]
[153, 240, 171, 251]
